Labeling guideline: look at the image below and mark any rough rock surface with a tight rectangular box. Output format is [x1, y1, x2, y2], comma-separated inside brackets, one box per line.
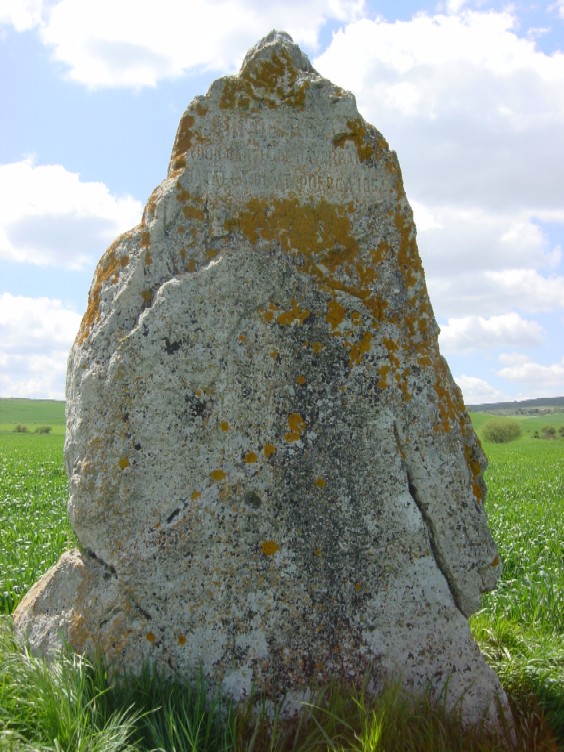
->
[15, 31, 509, 725]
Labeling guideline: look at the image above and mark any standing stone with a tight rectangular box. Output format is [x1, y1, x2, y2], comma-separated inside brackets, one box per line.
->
[14, 31, 509, 726]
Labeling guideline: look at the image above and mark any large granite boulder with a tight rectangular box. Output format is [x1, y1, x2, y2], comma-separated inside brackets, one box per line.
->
[14, 31, 509, 726]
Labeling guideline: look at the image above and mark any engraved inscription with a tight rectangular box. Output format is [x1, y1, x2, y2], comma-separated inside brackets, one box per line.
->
[176, 108, 386, 203]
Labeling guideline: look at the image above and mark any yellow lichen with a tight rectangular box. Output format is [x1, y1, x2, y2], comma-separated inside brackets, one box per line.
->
[118, 457, 130, 470]
[332, 118, 385, 163]
[220, 49, 309, 111]
[277, 299, 311, 326]
[210, 469, 227, 481]
[296, 374, 306, 385]
[261, 540, 281, 556]
[169, 113, 209, 175]
[244, 452, 258, 464]
[325, 299, 346, 330]
[348, 331, 372, 368]
[177, 634, 187, 645]
[263, 443, 276, 458]
[315, 477, 326, 489]
[146, 631, 156, 643]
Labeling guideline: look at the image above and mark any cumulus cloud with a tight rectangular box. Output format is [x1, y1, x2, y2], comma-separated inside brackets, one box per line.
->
[496, 353, 564, 395]
[0, 159, 142, 270]
[439, 312, 544, 353]
[0, 294, 82, 399]
[452, 375, 509, 405]
[0, 0, 44, 32]
[313, 8, 564, 337]
[314, 10, 564, 213]
[36, 0, 365, 88]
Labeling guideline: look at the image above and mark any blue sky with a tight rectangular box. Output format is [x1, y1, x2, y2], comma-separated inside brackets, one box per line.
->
[1, 0, 563, 403]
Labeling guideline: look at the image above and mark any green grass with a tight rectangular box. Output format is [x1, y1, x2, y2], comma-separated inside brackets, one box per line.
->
[0, 398, 65, 435]
[0, 404, 562, 749]
[0, 432, 74, 614]
[469, 419, 564, 745]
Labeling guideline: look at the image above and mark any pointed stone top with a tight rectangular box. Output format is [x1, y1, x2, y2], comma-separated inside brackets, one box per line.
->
[240, 30, 316, 77]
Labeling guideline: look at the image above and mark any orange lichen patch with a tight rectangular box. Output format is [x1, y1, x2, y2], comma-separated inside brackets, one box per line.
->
[75, 232, 134, 345]
[333, 118, 386, 163]
[377, 365, 390, 389]
[491, 555, 500, 567]
[225, 197, 358, 273]
[141, 289, 153, 305]
[238, 334, 247, 343]
[244, 452, 258, 464]
[313, 547, 322, 557]
[140, 231, 151, 248]
[277, 299, 311, 326]
[260, 302, 280, 323]
[261, 540, 281, 556]
[221, 49, 309, 111]
[432, 356, 465, 434]
[177, 634, 187, 645]
[296, 374, 306, 385]
[351, 311, 363, 327]
[191, 491, 201, 500]
[395, 210, 425, 291]
[146, 631, 156, 643]
[182, 204, 205, 221]
[348, 331, 372, 368]
[141, 187, 160, 226]
[194, 102, 208, 117]
[263, 443, 276, 458]
[354, 582, 362, 591]
[270, 350, 279, 359]
[220, 421, 230, 432]
[118, 457, 130, 470]
[314, 477, 326, 489]
[210, 469, 227, 482]
[285, 415, 306, 442]
[312, 341, 325, 354]
[169, 113, 209, 175]
[186, 258, 197, 273]
[144, 251, 153, 265]
[464, 443, 485, 503]
[326, 299, 346, 330]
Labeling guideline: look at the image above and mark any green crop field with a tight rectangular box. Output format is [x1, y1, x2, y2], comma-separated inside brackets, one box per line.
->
[0, 400, 562, 750]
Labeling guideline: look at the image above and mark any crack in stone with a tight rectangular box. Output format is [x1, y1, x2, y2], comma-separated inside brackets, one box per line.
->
[393, 424, 465, 616]
[84, 548, 117, 580]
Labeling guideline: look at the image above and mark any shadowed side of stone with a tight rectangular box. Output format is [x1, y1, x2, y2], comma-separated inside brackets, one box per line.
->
[14, 30, 510, 729]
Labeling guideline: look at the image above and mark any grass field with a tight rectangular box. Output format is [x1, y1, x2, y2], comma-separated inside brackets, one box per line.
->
[0, 400, 562, 750]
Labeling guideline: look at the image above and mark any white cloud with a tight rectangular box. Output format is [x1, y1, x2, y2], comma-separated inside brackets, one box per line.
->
[439, 312, 544, 353]
[37, 0, 365, 88]
[415, 205, 561, 277]
[314, 10, 564, 215]
[453, 375, 508, 405]
[484, 269, 564, 313]
[0, 159, 142, 270]
[549, 1, 564, 21]
[0, 293, 81, 354]
[496, 353, 564, 395]
[0, 0, 44, 31]
[0, 294, 82, 399]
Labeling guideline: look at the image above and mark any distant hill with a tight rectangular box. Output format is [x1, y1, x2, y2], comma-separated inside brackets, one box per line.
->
[0, 398, 65, 426]
[467, 396, 564, 415]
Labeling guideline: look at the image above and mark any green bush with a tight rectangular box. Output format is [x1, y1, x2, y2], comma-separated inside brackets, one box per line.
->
[481, 418, 522, 444]
[13, 424, 29, 433]
[34, 426, 53, 434]
[541, 426, 557, 439]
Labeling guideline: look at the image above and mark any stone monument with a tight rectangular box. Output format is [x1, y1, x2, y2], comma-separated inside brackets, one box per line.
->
[14, 31, 510, 726]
